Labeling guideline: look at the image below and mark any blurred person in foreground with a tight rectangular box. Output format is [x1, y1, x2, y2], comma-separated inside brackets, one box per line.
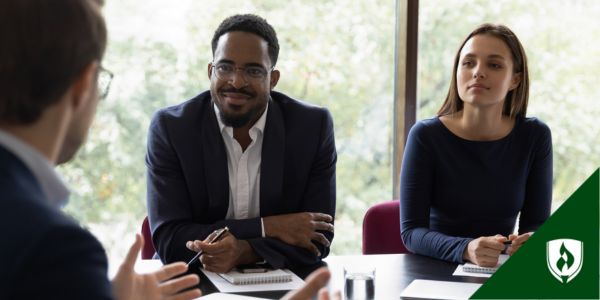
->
[0, 1, 337, 299]
[0, 0, 201, 299]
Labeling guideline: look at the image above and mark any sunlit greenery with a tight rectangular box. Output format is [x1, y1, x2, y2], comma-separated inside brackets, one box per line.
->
[62, 0, 395, 266]
[60, 0, 599, 268]
[418, 0, 600, 206]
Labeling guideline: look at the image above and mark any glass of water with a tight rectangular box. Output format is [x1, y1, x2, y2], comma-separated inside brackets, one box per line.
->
[344, 265, 375, 300]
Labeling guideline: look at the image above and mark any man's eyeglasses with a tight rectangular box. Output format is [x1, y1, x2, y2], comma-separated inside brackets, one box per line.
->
[98, 66, 114, 100]
[211, 62, 272, 82]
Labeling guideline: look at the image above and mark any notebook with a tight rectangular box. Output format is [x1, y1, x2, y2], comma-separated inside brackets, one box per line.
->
[201, 268, 304, 293]
[461, 254, 509, 274]
[218, 268, 293, 285]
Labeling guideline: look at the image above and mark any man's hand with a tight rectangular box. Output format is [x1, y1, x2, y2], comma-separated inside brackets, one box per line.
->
[111, 234, 201, 300]
[463, 234, 505, 267]
[282, 267, 341, 300]
[263, 212, 334, 256]
[506, 232, 533, 255]
[186, 232, 258, 273]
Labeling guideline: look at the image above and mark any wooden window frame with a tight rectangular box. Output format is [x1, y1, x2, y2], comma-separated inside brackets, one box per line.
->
[392, 0, 418, 199]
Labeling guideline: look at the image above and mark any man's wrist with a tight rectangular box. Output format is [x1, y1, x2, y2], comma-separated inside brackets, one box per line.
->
[262, 216, 276, 238]
[236, 240, 260, 265]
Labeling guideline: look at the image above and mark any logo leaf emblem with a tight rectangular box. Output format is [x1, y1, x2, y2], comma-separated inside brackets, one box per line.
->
[556, 242, 574, 272]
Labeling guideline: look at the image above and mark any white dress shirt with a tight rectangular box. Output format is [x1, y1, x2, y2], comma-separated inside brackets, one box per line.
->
[0, 130, 69, 207]
[214, 103, 267, 222]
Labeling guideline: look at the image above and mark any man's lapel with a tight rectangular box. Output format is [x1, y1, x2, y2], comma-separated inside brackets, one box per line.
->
[260, 98, 285, 214]
[201, 103, 229, 216]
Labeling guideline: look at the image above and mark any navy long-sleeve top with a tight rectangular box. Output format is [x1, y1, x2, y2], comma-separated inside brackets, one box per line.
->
[399, 116, 552, 263]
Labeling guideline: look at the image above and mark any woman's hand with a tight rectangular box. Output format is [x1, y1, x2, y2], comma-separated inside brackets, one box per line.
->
[506, 232, 533, 255]
[463, 234, 506, 267]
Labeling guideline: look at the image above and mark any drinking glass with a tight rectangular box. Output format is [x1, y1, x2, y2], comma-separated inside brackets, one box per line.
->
[344, 265, 375, 300]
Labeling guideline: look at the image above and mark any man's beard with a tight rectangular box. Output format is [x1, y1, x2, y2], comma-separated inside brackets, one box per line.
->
[218, 101, 266, 128]
[212, 86, 268, 128]
[219, 109, 253, 128]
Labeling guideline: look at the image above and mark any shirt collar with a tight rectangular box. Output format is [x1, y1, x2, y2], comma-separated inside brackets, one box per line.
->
[213, 101, 269, 137]
[0, 130, 70, 207]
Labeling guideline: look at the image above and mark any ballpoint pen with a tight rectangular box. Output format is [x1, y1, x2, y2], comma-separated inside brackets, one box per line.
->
[503, 239, 512, 252]
[187, 226, 229, 266]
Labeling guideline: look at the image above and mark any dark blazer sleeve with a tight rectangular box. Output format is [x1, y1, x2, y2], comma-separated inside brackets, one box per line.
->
[2, 213, 113, 299]
[247, 108, 337, 270]
[0, 150, 113, 300]
[23, 225, 113, 299]
[146, 108, 264, 263]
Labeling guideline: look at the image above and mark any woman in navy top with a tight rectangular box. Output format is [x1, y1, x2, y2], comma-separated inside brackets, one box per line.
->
[400, 24, 552, 267]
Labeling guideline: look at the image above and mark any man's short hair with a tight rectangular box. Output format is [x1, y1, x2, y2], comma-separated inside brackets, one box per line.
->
[211, 14, 279, 67]
[0, 0, 107, 125]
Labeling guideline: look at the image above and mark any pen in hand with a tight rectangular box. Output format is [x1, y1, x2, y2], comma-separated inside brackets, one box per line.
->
[187, 226, 229, 266]
[503, 239, 512, 252]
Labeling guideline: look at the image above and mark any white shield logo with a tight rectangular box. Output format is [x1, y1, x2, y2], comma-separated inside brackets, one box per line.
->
[546, 239, 583, 283]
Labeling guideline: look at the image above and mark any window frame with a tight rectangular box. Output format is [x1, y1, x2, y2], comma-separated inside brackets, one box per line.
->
[392, 0, 418, 199]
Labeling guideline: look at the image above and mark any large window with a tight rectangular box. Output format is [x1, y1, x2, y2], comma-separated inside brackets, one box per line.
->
[59, 0, 598, 268]
[60, 0, 396, 266]
[417, 0, 600, 209]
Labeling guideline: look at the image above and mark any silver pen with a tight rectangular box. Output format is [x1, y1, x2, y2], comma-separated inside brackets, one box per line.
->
[187, 226, 229, 266]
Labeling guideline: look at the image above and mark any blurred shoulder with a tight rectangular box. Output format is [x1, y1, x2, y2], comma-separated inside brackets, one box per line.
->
[0, 193, 108, 296]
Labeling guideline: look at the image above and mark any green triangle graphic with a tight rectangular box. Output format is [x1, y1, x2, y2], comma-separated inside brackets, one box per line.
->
[471, 169, 599, 299]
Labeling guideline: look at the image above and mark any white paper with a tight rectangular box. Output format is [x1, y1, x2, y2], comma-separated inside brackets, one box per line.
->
[453, 254, 509, 278]
[400, 279, 482, 300]
[197, 292, 268, 299]
[201, 269, 304, 293]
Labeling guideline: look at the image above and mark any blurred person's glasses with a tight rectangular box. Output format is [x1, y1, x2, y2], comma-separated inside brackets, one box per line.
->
[98, 66, 114, 100]
[211, 62, 272, 82]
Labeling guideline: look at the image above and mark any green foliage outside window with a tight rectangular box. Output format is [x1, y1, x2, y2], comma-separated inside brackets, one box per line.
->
[62, 0, 394, 266]
[418, 0, 600, 207]
[60, 0, 599, 267]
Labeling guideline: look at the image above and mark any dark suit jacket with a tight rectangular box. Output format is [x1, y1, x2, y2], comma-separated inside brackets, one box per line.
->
[0, 146, 113, 299]
[146, 90, 336, 271]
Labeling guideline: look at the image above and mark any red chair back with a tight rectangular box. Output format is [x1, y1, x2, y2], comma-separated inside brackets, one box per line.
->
[362, 200, 409, 254]
[141, 216, 156, 259]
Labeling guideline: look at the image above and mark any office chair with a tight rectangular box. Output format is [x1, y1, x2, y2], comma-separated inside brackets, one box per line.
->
[362, 200, 409, 254]
[141, 216, 156, 259]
